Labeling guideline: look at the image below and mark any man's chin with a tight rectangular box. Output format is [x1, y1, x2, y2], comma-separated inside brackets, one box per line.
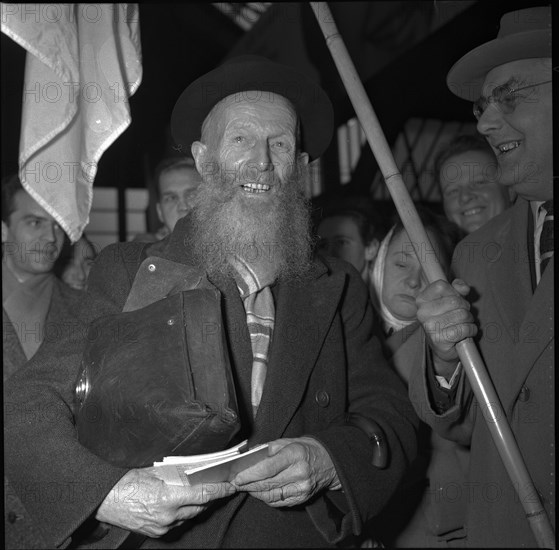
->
[27, 259, 58, 273]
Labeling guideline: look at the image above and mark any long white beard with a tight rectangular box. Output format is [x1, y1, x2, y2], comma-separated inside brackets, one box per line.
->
[185, 160, 314, 282]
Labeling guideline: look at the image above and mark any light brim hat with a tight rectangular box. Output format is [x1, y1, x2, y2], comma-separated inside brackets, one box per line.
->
[446, 6, 552, 101]
[171, 55, 334, 162]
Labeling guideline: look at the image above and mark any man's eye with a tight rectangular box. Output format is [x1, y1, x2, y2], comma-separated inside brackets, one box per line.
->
[29, 219, 40, 227]
[495, 82, 527, 107]
[444, 188, 458, 197]
[499, 90, 518, 107]
[234, 136, 245, 144]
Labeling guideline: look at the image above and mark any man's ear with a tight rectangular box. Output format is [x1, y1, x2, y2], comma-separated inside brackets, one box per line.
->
[191, 142, 207, 178]
[364, 238, 380, 262]
[155, 203, 164, 224]
[2, 220, 9, 244]
[507, 187, 517, 204]
[298, 152, 309, 167]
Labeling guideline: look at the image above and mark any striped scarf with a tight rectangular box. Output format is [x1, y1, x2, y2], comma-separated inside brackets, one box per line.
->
[229, 255, 275, 417]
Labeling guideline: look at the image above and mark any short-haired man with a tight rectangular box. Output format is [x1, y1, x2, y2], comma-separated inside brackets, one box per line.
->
[2, 174, 83, 380]
[4, 56, 418, 548]
[135, 157, 201, 242]
[409, 7, 554, 547]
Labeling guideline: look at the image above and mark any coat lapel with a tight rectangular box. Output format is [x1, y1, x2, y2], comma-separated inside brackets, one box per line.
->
[487, 200, 533, 343]
[484, 199, 554, 409]
[250, 262, 346, 444]
[2, 308, 27, 381]
[209, 273, 255, 428]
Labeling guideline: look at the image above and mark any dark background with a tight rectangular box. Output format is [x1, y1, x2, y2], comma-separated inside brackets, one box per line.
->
[1, 1, 547, 198]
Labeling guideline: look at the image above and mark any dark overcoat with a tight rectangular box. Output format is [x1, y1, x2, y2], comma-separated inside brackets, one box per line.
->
[3, 277, 85, 381]
[4, 277, 85, 549]
[4, 215, 418, 548]
[409, 197, 555, 547]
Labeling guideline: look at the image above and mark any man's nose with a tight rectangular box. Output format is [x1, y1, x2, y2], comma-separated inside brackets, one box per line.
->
[179, 190, 198, 213]
[176, 198, 189, 213]
[75, 265, 86, 282]
[250, 141, 273, 171]
[42, 222, 57, 242]
[476, 103, 503, 136]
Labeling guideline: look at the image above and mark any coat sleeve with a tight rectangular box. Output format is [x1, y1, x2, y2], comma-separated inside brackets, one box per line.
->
[407, 332, 476, 447]
[3, 243, 141, 548]
[305, 263, 420, 543]
[406, 240, 478, 448]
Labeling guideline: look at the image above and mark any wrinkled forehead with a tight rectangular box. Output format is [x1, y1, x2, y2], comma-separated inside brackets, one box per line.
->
[481, 58, 552, 95]
[204, 91, 298, 135]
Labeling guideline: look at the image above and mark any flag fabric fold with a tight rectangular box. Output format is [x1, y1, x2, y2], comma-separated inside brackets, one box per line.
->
[1, 3, 142, 242]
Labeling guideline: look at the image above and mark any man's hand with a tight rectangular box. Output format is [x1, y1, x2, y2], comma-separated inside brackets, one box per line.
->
[416, 279, 478, 378]
[95, 467, 236, 537]
[231, 437, 340, 507]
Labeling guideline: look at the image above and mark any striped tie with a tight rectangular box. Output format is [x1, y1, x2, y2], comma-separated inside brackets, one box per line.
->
[540, 201, 554, 275]
[228, 255, 275, 417]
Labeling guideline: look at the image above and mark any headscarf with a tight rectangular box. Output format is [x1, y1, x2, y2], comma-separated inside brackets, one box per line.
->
[370, 225, 418, 335]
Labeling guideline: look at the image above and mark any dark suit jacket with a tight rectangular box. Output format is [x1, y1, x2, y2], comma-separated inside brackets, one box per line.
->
[3, 276, 85, 382]
[4, 215, 418, 548]
[409, 198, 555, 547]
[4, 277, 85, 549]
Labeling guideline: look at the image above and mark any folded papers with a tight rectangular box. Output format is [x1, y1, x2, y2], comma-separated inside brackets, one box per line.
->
[153, 440, 269, 486]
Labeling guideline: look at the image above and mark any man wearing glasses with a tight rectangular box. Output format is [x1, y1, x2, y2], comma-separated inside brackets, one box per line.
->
[409, 6, 553, 547]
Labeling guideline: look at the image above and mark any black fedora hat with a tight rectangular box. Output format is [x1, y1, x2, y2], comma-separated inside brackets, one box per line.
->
[447, 6, 552, 101]
[171, 55, 334, 161]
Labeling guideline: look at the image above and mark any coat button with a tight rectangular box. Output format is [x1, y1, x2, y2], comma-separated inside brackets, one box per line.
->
[7, 511, 22, 523]
[315, 390, 330, 407]
[148, 263, 156, 272]
[518, 385, 530, 402]
[167, 318, 175, 326]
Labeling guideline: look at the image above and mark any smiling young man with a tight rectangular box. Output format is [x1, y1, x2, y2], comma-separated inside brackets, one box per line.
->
[155, 157, 201, 235]
[134, 157, 202, 243]
[408, 7, 554, 547]
[4, 55, 418, 548]
[2, 174, 84, 379]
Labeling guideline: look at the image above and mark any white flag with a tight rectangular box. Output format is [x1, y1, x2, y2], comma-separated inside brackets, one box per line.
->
[1, 4, 142, 242]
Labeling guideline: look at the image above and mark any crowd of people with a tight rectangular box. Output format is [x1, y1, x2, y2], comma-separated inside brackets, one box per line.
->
[2, 6, 553, 549]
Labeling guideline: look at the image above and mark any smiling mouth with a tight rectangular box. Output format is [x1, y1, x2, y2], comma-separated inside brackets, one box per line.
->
[462, 207, 485, 217]
[242, 183, 271, 193]
[497, 141, 520, 155]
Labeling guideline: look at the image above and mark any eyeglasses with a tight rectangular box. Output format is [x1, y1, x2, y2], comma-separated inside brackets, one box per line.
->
[472, 80, 552, 120]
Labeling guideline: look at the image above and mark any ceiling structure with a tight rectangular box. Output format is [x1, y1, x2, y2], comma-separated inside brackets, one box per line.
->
[1, 1, 542, 199]
[212, 3, 272, 31]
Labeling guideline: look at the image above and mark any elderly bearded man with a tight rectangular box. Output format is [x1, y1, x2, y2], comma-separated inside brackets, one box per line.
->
[4, 56, 417, 549]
